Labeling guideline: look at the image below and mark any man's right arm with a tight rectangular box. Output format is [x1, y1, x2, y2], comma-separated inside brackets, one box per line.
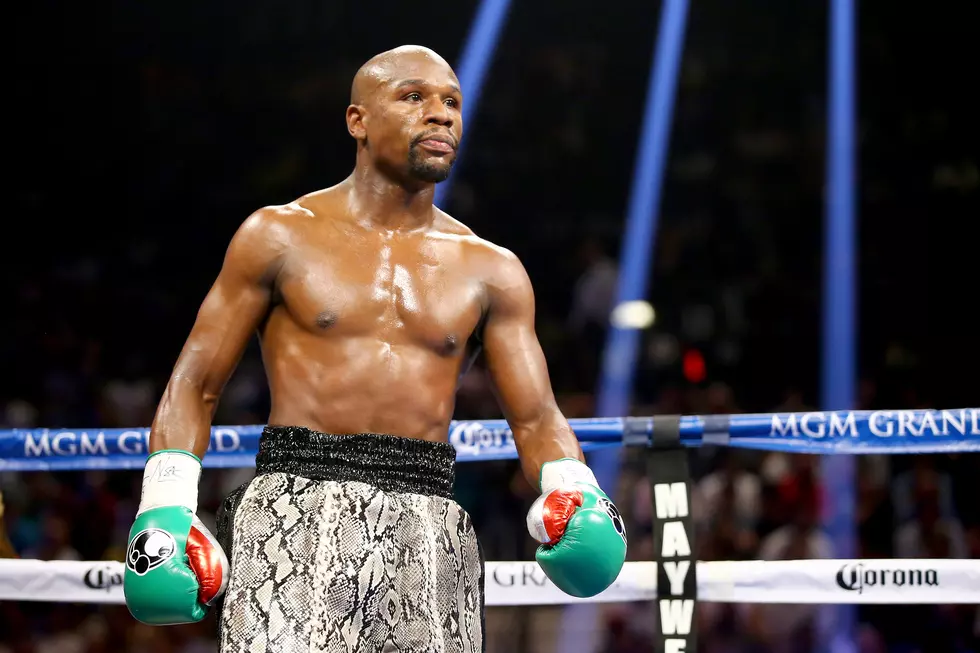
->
[124, 207, 288, 625]
[149, 207, 287, 459]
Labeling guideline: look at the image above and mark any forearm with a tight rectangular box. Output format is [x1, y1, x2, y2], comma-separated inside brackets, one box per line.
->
[0, 527, 16, 558]
[0, 493, 16, 558]
[149, 375, 219, 459]
[514, 410, 584, 490]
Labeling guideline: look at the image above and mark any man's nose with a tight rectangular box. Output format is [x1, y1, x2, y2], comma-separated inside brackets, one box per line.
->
[424, 98, 453, 126]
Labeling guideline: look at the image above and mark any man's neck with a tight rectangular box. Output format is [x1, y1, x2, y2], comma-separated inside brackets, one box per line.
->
[348, 162, 436, 231]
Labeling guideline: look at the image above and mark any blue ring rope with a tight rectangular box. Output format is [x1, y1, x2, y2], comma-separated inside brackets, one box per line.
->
[1, 408, 977, 471]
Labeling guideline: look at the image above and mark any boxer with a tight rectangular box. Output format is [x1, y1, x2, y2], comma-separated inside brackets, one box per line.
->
[123, 45, 626, 652]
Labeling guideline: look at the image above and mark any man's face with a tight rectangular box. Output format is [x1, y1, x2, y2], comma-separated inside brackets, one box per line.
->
[358, 54, 463, 183]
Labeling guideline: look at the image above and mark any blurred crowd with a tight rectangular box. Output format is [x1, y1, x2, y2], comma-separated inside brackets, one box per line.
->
[3, 0, 977, 651]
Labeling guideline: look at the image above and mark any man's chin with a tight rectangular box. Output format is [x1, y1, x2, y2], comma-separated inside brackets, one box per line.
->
[411, 164, 453, 184]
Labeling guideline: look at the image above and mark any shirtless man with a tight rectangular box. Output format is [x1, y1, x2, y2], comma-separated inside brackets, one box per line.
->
[122, 45, 626, 652]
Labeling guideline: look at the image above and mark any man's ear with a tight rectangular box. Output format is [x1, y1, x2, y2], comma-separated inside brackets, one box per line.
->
[347, 104, 367, 140]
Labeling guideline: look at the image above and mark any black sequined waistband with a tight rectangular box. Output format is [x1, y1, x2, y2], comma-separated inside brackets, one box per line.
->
[255, 426, 457, 499]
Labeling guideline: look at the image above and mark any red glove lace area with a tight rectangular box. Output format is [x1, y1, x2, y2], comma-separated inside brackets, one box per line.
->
[186, 525, 225, 605]
[541, 489, 584, 545]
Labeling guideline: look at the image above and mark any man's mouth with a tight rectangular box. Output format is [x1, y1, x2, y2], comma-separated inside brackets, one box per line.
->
[416, 135, 456, 154]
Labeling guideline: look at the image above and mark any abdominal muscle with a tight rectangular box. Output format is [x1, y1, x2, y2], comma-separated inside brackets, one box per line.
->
[261, 332, 464, 442]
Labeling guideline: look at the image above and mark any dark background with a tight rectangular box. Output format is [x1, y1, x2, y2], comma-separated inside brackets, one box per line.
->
[2, 0, 978, 651]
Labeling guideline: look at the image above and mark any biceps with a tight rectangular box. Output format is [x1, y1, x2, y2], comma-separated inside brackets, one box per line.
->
[172, 273, 271, 395]
[483, 319, 557, 426]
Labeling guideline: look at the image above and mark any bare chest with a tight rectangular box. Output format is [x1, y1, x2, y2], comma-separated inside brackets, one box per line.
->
[276, 234, 485, 351]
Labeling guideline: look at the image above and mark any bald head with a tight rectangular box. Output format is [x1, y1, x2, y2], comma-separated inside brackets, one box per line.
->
[351, 45, 457, 105]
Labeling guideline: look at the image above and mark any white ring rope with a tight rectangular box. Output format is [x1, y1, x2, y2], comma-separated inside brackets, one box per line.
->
[2, 558, 977, 606]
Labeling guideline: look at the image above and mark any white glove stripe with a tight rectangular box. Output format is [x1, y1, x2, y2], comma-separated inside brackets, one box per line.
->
[137, 451, 202, 515]
[539, 459, 599, 494]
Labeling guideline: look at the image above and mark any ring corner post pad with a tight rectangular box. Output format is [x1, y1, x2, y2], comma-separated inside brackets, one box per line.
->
[649, 415, 698, 653]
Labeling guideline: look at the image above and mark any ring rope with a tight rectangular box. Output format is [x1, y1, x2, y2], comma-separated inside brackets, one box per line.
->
[1, 408, 978, 472]
[2, 558, 978, 606]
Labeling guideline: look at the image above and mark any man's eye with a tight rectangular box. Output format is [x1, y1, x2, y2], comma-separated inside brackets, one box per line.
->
[445, 98, 458, 108]
[405, 92, 422, 102]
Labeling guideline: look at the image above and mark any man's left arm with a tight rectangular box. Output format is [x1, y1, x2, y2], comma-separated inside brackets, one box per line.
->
[482, 251, 626, 598]
[480, 252, 580, 487]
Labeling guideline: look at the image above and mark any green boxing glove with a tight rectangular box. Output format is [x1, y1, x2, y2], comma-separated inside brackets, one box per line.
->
[526, 458, 627, 598]
[124, 450, 229, 625]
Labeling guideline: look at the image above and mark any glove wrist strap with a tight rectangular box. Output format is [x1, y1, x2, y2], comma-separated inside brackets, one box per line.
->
[539, 458, 599, 493]
[137, 449, 202, 515]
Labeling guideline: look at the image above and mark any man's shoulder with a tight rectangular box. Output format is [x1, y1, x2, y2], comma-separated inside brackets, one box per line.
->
[434, 214, 531, 307]
[433, 209, 520, 266]
[238, 188, 341, 245]
[225, 201, 319, 272]
[241, 201, 314, 238]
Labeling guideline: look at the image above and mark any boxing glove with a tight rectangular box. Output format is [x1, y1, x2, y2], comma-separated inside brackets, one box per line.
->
[526, 458, 627, 598]
[124, 450, 229, 625]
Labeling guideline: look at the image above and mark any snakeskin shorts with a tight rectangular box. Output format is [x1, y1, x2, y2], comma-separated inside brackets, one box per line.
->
[215, 427, 485, 653]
